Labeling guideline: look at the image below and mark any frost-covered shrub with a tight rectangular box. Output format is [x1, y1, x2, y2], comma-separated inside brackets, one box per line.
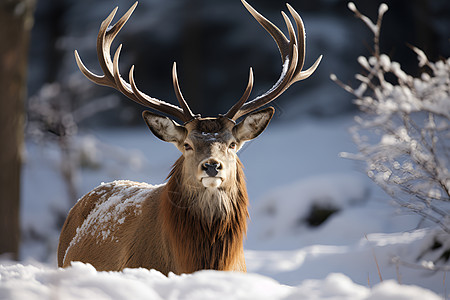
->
[27, 77, 120, 205]
[331, 3, 450, 236]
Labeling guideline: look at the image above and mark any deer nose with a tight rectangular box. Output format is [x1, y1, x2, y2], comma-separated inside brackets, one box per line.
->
[201, 160, 221, 177]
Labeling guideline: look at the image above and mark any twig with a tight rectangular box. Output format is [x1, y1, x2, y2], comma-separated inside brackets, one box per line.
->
[365, 234, 383, 282]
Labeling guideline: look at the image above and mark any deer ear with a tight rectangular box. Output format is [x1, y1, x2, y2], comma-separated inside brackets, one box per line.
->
[142, 111, 187, 143]
[233, 107, 274, 142]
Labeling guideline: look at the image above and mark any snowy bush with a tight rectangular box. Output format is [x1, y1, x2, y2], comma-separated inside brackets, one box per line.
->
[26, 76, 147, 207]
[331, 3, 450, 260]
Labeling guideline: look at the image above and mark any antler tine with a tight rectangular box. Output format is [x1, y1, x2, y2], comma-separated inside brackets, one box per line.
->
[97, 3, 137, 84]
[286, 4, 305, 74]
[224, 68, 254, 119]
[112, 44, 138, 101]
[74, 50, 110, 87]
[74, 2, 197, 123]
[233, 45, 299, 120]
[74, 3, 137, 88]
[241, 0, 290, 62]
[128, 66, 189, 122]
[286, 4, 322, 84]
[172, 62, 198, 120]
[226, 0, 322, 121]
[110, 43, 188, 121]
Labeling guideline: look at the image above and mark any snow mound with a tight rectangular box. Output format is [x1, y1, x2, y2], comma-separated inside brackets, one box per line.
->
[0, 262, 440, 300]
[253, 173, 369, 239]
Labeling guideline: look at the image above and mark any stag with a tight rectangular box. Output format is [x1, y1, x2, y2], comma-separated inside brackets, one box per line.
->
[58, 0, 321, 274]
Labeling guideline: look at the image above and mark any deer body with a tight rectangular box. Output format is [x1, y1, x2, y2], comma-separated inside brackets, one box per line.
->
[58, 0, 321, 274]
[58, 175, 248, 273]
[58, 116, 257, 273]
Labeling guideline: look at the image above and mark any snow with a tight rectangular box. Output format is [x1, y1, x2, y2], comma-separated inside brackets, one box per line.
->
[201, 131, 220, 142]
[0, 262, 441, 300]
[2, 115, 446, 299]
[247, 56, 291, 104]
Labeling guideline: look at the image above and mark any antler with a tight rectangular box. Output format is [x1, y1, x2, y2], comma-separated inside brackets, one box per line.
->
[75, 1, 321, 123]
[74, 2, 196, 123]
[225, 0, 323, 120]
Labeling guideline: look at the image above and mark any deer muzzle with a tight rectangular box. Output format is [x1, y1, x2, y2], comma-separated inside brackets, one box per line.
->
[200, 159, 223, 188]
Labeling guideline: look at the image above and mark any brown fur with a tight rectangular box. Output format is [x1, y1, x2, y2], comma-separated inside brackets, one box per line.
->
[57, 156, 248, 274]
[162, 156, 248, 273]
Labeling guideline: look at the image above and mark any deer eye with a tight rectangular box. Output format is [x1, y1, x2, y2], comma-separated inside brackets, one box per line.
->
[229, 142, 237, 150]
[184, 143, 193, 151]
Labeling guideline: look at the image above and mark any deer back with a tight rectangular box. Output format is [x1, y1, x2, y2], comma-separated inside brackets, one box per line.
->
[58, 180, 175, 273]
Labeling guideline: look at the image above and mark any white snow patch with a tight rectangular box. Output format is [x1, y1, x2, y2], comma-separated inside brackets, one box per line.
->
[246, 56, 290, 104]
[0, 262, 441, 300]
[253, 173, 369, 239]
[201, 132, 220, 141]
[64, 180, 162, 264]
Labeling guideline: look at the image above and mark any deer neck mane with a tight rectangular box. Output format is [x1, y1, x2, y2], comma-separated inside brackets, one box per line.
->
[161, 156, 249, 272]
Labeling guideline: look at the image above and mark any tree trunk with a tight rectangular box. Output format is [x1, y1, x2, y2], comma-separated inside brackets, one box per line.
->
[0, 0, 35, 260]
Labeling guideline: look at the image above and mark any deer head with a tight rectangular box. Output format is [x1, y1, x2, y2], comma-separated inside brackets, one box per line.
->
[74, 0, 322, 191]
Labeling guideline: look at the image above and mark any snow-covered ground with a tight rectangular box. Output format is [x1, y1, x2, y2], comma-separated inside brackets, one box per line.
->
[0, 262, 441, 300]
[1, 114, 445, 299]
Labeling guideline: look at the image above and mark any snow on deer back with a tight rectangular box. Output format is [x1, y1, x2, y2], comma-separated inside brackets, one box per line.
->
[59, 181, 166, 271]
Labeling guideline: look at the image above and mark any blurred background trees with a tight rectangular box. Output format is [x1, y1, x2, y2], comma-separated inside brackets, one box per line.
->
[0, 0, 35, 260]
